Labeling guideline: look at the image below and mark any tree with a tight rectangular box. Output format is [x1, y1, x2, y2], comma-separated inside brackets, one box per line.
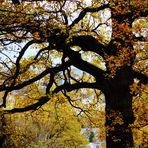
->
[89, 131, 95, 143]
[0, 108, 7, 148]
[132, 83, 148, 147]
[0, 0, 147, 147]
[3, 84, 89, 148]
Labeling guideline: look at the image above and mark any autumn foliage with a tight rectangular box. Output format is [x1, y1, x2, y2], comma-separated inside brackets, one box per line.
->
[0, 0, 147, 147]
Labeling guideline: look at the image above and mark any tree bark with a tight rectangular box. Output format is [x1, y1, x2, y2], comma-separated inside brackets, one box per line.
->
[104, 66, 135, 148]
[0, 109, 6, 148]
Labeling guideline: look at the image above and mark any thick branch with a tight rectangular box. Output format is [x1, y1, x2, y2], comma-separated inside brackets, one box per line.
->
[68, 35, 106, 57]
[69, 4, 109, 28]
[64, 47, 105, 82]
[2, 40, 35, 107]
[15, 40, 35, 74]
[4, 96, 50, 113]
[53, 82, 100, 93]
[0, 60, 72, 92]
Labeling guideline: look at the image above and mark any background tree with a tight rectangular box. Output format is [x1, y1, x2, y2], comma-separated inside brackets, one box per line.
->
[0, 0, 147, 147]
[3, 83, 89, 148]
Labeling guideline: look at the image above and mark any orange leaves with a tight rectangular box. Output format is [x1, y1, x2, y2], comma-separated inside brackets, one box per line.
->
[105, 55, 122, 78]
[33, 32, 40, 41]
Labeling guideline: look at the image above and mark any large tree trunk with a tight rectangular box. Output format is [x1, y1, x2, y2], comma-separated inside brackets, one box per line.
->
[104, 66, 135, 148]
[0, 109, 6, 148]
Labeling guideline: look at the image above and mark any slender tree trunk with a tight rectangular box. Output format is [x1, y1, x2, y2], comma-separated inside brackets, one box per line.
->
[104, 66, 135, 148]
